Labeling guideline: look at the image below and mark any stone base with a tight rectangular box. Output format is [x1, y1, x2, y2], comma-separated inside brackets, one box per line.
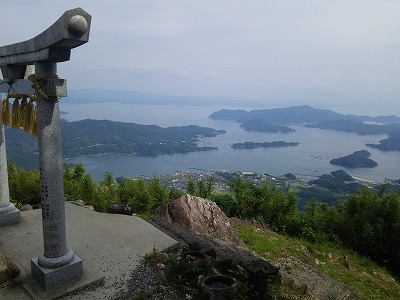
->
[31, 255, 83, 290]
[0, 204, 21, 227]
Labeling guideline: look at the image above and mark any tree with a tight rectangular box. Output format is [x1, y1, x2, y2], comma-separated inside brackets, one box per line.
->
[148, 176, 170, 210]
[186, 176, 195, 195]
[211, 193, 237, 217]
[229, 175, 258, 219]
[96, 171, 118, 212]
[8, 163, 41, 205]
[120, 178, 152, 213]
[324, 187, 400, 274]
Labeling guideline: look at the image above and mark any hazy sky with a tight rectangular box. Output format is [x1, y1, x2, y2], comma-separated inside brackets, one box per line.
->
[1, 1, 399, 115]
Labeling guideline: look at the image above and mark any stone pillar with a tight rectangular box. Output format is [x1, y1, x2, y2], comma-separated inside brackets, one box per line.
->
[30, 62, 82, 290]
[0, 124, 21, 227]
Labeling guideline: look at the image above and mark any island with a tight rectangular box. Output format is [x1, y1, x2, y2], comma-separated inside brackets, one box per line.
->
[330, 150, 378, 168]
[209, 105, 400, 124]
[4, 119, 226, 169]
[231, 141, 299, 149]
[239, 119, 295, 133]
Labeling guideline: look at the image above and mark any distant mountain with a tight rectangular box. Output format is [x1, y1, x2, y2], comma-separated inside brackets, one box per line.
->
[5, 120, 225, 169]
[330, 150, 378, 168]
[239, 119, 295, 133]
[209, 105, 400, 124]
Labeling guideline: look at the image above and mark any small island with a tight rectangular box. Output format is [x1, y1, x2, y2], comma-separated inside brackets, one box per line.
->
[330, 150, 378, 168]
[231, 141, 299, 149]
[240, 119, 295, 133]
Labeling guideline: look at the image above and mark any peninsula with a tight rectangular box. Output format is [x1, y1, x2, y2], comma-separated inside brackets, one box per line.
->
[5, 119, 226, 169]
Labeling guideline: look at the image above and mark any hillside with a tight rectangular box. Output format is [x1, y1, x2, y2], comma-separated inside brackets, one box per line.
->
[234, 221, 400, 300]
[239, 118, 295, 133]
[4, 119, 225, 169]
[209, 105, 400, 124]
[330, 150, 378, 168]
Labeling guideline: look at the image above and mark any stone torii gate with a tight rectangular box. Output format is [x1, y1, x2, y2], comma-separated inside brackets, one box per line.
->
[0, 8, 91, 290]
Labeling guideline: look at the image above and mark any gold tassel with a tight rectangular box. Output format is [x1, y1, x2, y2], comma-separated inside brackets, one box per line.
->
[24, 99, 33, 132]
[1, 96, 11, 126]
[31, 103, 38, 136]
[1, 96, 6, 126]
[19, 97, 28, 129]
[11, 98, 21, 128]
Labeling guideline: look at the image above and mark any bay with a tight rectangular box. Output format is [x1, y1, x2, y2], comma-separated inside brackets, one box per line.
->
[60, 103, 400, 182]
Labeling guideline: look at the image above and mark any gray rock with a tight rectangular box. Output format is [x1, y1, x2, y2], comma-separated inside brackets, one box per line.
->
[20, 204, 33, 211]
[0, 253, 20, 284]
[273, 257, 360, 300]
[107, 202, 132, 215]
[158, 194, 245, 248]
[69, 200, 85, 207]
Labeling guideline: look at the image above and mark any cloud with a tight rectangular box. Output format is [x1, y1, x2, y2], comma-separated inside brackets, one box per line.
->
[1, 1, 399, 115]
[88, 64, 189, 79]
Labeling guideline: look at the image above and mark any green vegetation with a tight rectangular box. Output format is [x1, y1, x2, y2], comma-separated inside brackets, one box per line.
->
[4, 120, 225, 169]
[239, 118, 295, 133]
[294, 170, 366, 208]
[10, 163, 183, 218]
[217, 176, 400, 278]
[236, 224, 400, 300]
[330, 150, 378, 168]
[8, 164, 400, 297]
[209, 105, 400, 124]
[185, 175, 215, 199]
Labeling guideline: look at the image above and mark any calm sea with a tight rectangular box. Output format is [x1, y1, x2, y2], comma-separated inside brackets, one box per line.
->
[60, 103, 400, 183]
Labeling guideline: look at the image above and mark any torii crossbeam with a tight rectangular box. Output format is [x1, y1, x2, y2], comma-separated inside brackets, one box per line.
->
[0, 8, 91, 290]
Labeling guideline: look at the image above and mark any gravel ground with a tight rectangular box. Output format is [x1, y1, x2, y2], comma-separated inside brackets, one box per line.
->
[114, 261, 181, 300]
[59, 258, 182, 300]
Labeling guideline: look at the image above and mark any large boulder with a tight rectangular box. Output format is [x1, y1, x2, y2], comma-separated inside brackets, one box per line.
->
[0, 253, 20, 284]
[274, 257, 360, 300]
[158, 194, 245, 248]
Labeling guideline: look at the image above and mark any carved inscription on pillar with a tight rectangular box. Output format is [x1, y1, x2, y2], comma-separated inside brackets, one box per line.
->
[41, 183, 50, 220]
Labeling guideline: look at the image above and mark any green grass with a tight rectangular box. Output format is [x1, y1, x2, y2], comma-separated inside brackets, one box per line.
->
[235, 224, 400, 300]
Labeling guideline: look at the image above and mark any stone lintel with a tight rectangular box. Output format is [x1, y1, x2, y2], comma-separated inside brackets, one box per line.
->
[0, 65, 26, 81]
[31, 255, 83, 290]
[0, 48, 72, 67]
[0, 7, 91, 76]
[0, 78, 67, 98]
[0, 79, 35, 94]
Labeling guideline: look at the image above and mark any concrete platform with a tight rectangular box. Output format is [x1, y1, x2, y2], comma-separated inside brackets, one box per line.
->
[0, 202, 177, 299]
